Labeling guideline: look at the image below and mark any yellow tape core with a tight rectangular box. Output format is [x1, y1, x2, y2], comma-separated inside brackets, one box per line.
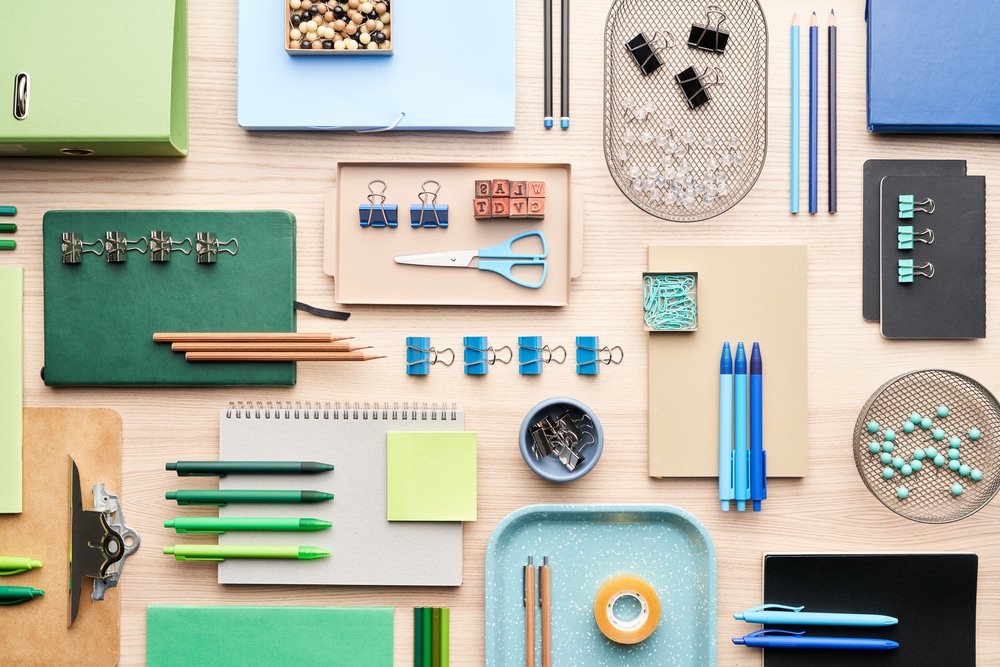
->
[593, 574, 661, 644]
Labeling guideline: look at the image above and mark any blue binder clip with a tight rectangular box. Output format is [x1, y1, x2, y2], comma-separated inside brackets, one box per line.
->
[463, 336, 512, 375]
[360, 179, 398, 228]
[576, 336, 624, 375]
[518, 336, 567, 375]
[410, 180, 449, 228]
[405, 336, 454, 376]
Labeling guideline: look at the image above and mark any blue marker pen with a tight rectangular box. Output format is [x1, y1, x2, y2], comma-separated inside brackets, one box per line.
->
[734, 342, 749, 511]
[749, 342, 766, 511]
[719, 342, 734, 511]
[735, 604, 898, 627]
[733, 629, 898, 650]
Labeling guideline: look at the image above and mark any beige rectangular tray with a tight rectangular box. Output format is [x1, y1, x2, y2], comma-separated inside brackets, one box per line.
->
[324, 162, 582, 305]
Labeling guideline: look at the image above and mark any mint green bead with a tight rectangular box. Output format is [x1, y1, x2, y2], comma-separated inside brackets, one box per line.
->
[868, 441, 882, 454]
[959, 464, 971, 477]
[882, 442, 894, 453]
[892, 456, 905, 469]
[934, 454, 946, 466]
[933, 428, 945, 440]
[949, 460, 961, 471]
[925, 446, 938, 458]
[971, 469, 983, 481]
[920, 417, 933, 429]
[969, 428, 981, 440]
[897, 486, 909, 499]
[867, 421, 880, 433]
[884, 429, 896, 442]
[903, 421, 916, 433]
[901, 464, 913, 476]
[913, 449, 925, 460]
[882, 467, 895, 479]
[909, 412, 922, 423]
[910, 459, 923, 471]
[951, 483, 964, 496]
[949, 436, 961, 449]
[948, 448, 961, 460]
[937, 405, 949, 417]
[880, 452, 892, 465]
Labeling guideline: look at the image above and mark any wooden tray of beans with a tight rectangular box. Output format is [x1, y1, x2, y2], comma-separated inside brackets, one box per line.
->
[286, 0, 392, 54]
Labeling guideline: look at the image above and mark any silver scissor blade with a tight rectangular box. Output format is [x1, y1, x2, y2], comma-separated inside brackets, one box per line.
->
[394, 249, 478, 268]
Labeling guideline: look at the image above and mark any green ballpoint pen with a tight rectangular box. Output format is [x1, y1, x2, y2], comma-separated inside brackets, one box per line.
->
[164, 517, 332, 533]
[0, 557, 43, 576]
[165, 490, 334, 506]
[163, 545, 331, 561]
[0, 586, 44, 605]
[166, 461, 335, 476]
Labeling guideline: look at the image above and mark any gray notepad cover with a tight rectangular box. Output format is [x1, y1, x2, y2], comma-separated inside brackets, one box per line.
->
[218, 406, 463, 586]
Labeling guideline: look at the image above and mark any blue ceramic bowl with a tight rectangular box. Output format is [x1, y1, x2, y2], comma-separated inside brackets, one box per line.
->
[518, 397, 604, 482]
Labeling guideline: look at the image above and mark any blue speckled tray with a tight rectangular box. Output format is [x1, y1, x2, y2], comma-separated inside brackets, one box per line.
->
[484, 504, 717, 666]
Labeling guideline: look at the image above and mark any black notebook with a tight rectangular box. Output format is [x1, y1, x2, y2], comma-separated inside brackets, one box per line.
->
[879, 175, 986, 339]
[761, 553, 977, 667]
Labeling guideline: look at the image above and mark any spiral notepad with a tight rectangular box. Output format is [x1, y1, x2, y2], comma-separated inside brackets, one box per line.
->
[217, 402, 464, 586]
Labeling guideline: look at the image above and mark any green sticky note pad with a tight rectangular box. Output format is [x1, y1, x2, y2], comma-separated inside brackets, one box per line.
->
[147, 606, 393, 667]
[0, 267, 23, 514]
[387, 431, 477, 521]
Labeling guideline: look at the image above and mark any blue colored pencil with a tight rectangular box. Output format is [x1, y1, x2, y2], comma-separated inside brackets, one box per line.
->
[719, 342, 734, 511]
[734, 343, 749, 512]
[749, 342, 766, 511]
[808, 12, 818, 214]
[790, 13, 800, 213]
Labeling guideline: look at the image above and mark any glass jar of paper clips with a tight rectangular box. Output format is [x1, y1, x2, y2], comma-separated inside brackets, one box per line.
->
[643, 272, 698, 331]
[519, 398, 604, 482]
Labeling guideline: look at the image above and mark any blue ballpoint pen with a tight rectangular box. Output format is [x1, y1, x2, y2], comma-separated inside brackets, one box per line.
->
[735, 604, 898, 626]
[719, 342, 734, 511]
[749, 342, 766, 511]
[734, 629, 898, 650]
[734, 342, 749, 511]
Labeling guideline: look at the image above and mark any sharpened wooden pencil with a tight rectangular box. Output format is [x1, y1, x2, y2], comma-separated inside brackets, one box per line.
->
[171, 342, 370, 353]
[184, 351, 384, 362]
[154, 332, 351, 343]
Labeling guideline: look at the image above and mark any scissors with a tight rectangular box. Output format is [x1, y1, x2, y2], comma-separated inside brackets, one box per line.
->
[394, 230, 548, 289]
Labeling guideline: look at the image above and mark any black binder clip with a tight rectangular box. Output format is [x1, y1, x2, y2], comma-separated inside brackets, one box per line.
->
[688, 5, 730, 53]
[675, 65, 724, 109]
[625, 31, 673, 76]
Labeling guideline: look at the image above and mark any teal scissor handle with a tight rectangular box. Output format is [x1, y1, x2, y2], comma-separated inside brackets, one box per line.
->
[476, 231, 548, 289]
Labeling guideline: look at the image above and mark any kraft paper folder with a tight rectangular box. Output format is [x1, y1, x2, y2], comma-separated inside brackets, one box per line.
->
[0, 1, 187, 156]
[41, 210, 296, 386]
[0, 267, 23, 513]
[237, 0, 514, 131]
[1, 408, 122, 667]
[217, 404, 464, 586]
[147, 606, 394, 667]
[648, 246, 808, 478]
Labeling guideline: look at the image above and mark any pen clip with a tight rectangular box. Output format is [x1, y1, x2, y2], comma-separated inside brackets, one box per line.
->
[173, 555, 226, 562]
[0, 568, 29, 576]
[173, 528, 226, 535]
[762, 451, 767, 498]
[175, 471, 226, 478]
[0, 598, 27, 605]
[176, 500, 227, 507]
[747, 629, 805, 639]
[747, 604, 805, 614]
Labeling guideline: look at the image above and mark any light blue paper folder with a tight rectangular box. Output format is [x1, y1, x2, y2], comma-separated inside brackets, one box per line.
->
[237, 0, 515, 132]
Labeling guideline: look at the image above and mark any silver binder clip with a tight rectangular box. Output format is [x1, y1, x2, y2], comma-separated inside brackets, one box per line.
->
[104, 231, 148, 263]
[196, 232, 239, 264]
[149, 231, 192, 262]
[13, 72, 29, 120]
[61, 232, 104, 264]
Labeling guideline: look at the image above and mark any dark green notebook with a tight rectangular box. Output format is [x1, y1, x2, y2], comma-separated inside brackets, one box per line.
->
[42, 210, 296, 385]
[146, 606, 393, 667]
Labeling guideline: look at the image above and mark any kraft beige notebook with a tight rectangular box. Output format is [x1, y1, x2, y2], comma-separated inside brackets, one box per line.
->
[648, 246, 808, 478]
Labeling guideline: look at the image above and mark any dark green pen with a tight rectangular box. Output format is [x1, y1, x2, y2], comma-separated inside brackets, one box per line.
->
[164, 517, 332, 533]
[166, 461, 334, 476]
[165, 490, 334, 506]
[0, 586, 44, 605]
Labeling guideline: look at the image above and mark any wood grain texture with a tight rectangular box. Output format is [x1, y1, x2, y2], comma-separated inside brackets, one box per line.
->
[2, 1, 1000, 665]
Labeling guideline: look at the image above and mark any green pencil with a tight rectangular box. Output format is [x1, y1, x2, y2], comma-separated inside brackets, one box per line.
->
[414, 607, 425, 666]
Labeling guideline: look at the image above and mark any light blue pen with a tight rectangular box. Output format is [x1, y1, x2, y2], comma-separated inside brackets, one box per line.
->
[735, 604, 898, 626]
[734, 342, 749, 511]
[719, 342, 734, 511]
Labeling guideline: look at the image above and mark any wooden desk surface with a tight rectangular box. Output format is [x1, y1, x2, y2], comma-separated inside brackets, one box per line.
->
[2, 1, 999, 664]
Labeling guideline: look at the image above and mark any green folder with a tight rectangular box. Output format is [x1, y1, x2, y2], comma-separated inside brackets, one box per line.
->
[386, 431, 477, 522]
[42, 210, 296, 386]
[0, 1, 187, 157]
[147, 606, 393, 667]
[0, 268, 22, 513]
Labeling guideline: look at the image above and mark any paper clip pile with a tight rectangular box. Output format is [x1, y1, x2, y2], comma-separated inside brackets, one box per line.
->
[643, 274, 698, 330]
[528, 410, 596, 471]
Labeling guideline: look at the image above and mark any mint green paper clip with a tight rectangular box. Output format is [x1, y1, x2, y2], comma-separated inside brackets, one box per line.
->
[897, 225, 934, 250]
[898, 259, 935, 283]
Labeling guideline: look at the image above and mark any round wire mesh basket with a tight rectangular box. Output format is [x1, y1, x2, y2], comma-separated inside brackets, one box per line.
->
[604, 0, 767, 222]
[854, 370, 1000, 523]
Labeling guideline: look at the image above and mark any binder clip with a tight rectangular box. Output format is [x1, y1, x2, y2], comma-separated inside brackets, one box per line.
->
[518, 336, 567, 375]
[897, 226, 934, 250]
[625, 31, 674, 76]
[463, 336, 512, 375]
[528, 412, 596, 471]
[899, 195, 935, 219]
[410, 180, 449, 228]
[688, 5, 730, 53]
[405, 336, 455, 376]
[149, 231, 192, 262]
[61, 232, 104, 264]
[675, 66, 724, 109]
[576, 336, 624, 375]
[359, 179, 398, 228]
[69, 458, 139, 626]
[196, 232, 239, 264]
[898, 259, 935, 283]
[104, 231, 148, 263]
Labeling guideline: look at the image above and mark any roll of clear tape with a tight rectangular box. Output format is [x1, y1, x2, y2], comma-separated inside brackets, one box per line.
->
[593, 574, 661, 644]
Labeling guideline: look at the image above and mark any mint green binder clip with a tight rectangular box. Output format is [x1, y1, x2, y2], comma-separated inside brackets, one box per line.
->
[898, 259, 935, 283]
[898, 195, 935, 219]
[897, 225, 934, 250]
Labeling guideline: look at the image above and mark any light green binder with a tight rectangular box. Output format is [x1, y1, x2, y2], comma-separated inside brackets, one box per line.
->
[0, 1, 187, 157]
[42, 210, 296, 386]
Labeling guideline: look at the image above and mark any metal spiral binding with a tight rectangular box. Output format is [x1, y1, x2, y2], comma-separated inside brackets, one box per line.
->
[226, 401, 459, 420]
